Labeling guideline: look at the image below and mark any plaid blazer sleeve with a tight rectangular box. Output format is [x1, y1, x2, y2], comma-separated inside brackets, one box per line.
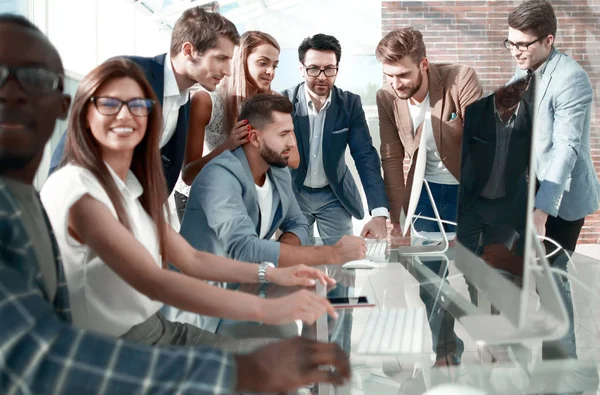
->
[0, 185, 237, 395]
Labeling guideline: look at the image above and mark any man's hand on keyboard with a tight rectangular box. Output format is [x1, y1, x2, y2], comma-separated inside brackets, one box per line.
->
[332, 236, 367, 264]
[235, 337, 351, 392]
[360, 216, 388, 239]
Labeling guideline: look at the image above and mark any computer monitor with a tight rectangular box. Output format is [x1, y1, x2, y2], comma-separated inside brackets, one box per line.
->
[454, 74, 569, 343]
[395, 120, 451, 255]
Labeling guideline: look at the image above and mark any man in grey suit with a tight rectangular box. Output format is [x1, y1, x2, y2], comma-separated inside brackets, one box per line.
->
[175, 94, 365, 331]
[283, 34, 389, 245]
[180, 94, 365, 268]
[505, 0, 600, 359]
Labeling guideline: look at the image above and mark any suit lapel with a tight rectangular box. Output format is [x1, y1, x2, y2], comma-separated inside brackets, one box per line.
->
[322, 88, 338, 161]
[266, 169, 283, 237]
[294, 84, 311, 168]
[150, 54, 166, 106]
[428, 65, 444, 156]
[392, 97, 416, 156]
[232, 148, 262, 235]
[481, 98, 498, 172]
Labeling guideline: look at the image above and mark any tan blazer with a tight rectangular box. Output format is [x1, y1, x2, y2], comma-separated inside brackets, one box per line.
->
[376, 63, 483, 224]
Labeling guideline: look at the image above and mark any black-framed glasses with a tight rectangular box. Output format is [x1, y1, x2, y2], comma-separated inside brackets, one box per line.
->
[503, 36, 546, 51]
[303, 64, 339, 77]
[0, 65, 63, 93]
[91, 96, 155, 117]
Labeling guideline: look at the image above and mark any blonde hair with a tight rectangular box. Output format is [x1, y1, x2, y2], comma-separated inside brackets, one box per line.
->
[221, 30, 280, 135]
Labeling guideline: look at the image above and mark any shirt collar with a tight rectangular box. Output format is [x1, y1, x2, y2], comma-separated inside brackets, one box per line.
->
[164, 57, 190, 106]
[493, 99, 520, 125]
[530, 47, 557, 77]
[304, 85, 332, 113]
[104, 162, 144, 199]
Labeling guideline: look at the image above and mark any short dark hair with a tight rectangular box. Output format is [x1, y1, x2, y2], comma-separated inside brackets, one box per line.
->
[298, 34, 342, 64]
[170, 7, 240, 57]
[508, 0, 557, 38]
[239, 94, 293, 130]
[376, 27, 427, 65]
[0, 14, 62, 73]
[0, 13, 42, 33]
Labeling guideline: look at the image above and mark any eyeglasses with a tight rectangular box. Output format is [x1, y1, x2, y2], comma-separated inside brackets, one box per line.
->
[91, 96, 155, 117]
[303, 64, 339, 78]
[503, 36, 546, 51]
[0, 65, 63, 93]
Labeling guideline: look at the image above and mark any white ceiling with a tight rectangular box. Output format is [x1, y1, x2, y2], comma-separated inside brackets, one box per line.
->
[131, 0, 382, 54]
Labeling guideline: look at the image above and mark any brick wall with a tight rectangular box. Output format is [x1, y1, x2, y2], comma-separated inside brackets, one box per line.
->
[382, 0, 600, 244]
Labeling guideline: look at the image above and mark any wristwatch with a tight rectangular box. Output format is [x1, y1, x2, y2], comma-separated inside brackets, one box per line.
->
[258, 262, 275, 283]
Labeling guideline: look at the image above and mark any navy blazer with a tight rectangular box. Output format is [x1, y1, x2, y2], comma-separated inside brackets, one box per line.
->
[459, 94, 532, 218]
[282, 83, 388, 220]
[48, 54, 190, 194]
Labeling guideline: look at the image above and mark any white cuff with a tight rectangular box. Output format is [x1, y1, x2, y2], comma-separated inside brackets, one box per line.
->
[371, 207, 389, 219]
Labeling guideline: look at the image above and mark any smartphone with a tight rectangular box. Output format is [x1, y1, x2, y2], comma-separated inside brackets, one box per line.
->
[327, 296, 375, 309]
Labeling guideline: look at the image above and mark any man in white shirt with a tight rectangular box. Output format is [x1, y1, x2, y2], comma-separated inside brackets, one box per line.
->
[179, 94, 367, 332]
[50, 7, 240, 194]
[181, 94, 366, 268]
[375, 27, 483, 367]
[283, 34, 390, 246]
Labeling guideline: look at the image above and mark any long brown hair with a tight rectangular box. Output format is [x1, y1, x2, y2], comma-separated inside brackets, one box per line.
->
[62, 58, 170, 266]
[222, 30, 280, 135]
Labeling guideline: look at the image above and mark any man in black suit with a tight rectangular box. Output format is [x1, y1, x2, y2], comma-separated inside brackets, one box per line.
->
[457, 74, 533, 272]
[49, 7, 240, 194]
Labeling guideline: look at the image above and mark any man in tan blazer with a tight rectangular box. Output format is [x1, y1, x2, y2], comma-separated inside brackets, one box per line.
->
[375, 27, 482, 366]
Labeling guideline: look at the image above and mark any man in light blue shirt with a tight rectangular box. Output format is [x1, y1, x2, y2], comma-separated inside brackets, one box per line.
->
[283, 34, 390, 245]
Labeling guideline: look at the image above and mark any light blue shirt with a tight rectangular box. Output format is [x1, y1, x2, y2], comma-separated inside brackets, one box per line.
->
[303, 88, 332, 188]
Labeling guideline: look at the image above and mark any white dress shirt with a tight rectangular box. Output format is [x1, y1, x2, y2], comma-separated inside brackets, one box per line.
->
[303, 88, 332, 188]
[302, 87, 389, 218]
[407, 93, 458, 185]
[255, 174, 274, 239]
[159, 57, 190, 149]
[40, 164, 163, 337]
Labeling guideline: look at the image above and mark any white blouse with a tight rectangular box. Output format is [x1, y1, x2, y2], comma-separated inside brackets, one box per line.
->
[40, 163, 163, 337]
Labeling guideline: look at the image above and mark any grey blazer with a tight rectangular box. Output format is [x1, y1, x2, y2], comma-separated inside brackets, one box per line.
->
[180, 147, 310, 266]
[513, 48, 600, 220]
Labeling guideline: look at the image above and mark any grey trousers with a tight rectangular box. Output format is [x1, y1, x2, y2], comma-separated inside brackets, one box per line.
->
[121, 311, 232, 347]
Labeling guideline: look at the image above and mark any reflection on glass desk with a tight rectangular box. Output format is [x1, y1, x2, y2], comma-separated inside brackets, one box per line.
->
[215, 249, 600, 394]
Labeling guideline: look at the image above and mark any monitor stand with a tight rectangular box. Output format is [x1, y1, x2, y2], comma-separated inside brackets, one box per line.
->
[458, 228, 569, 345]
[395, 180, 451, 256]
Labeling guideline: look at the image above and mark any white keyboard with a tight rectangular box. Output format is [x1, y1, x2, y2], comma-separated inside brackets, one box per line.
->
[366, 240, 388, 263]
[356, 307, 426, 355]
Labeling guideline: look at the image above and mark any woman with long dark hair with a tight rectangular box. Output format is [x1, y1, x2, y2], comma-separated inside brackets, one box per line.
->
[41, 58, 335, 346]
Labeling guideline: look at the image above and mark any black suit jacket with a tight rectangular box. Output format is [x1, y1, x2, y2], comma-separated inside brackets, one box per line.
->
[459, 94, 532, 219]
[48, 54, 190, 195]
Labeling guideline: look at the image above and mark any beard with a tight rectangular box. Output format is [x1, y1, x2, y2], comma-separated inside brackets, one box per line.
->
[260, 144, 288, 168]
[395, 69, 423, 100]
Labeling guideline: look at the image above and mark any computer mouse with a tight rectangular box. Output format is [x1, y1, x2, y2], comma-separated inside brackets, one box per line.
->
[342, 259, 378, 269]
